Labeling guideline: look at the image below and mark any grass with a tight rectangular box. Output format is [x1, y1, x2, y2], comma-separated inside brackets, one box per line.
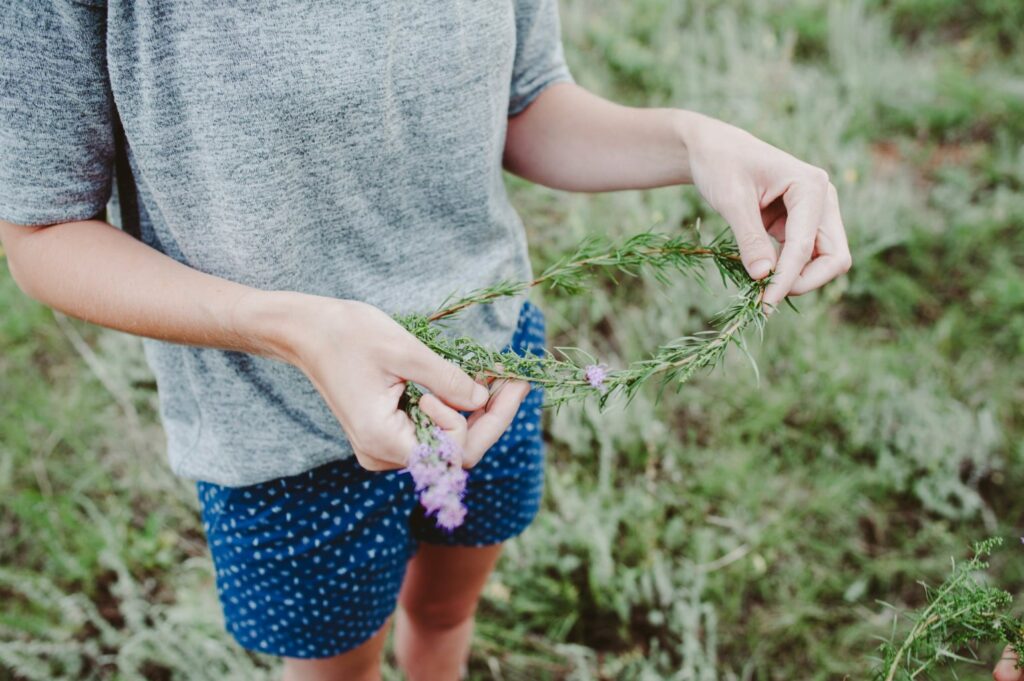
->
[2, 0, 1023, 679]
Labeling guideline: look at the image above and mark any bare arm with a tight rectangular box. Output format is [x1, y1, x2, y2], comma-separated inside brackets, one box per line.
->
[0, 218, 528, 469]
[504, 83, 692, 192]
[2, 218, 278, 355]
[504, 82, 852, 309]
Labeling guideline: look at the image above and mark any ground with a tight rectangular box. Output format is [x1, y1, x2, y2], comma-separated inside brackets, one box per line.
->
[1, 0, 1023, 679]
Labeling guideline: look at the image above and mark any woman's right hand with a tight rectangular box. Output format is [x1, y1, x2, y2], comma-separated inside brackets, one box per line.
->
[0, 218, 527, 472]
[244, 291, 530, 472]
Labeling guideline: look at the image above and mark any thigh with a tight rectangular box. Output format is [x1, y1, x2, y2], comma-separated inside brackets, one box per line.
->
[399, 543, 503, 624]
[197, 458, 419, 659]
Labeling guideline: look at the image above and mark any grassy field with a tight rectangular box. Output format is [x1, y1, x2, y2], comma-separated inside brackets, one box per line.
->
[2, 0, 1023, 679]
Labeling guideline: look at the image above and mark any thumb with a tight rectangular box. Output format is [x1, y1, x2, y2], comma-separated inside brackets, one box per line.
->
[418, 393, 468, 453]
[401, 345, 489, 411]
[718, 198, 777, 280]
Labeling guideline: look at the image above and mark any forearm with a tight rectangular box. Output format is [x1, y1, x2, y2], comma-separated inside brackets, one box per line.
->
[0, 218, 302, 361]
[504, 82, 700, 192]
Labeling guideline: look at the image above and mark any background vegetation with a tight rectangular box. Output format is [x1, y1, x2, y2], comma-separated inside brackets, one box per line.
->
[2, 0, 1022, 678]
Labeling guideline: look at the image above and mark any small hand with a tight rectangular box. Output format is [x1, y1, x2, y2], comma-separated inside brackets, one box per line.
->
[417, 376, 531, 468]
[681, 113, 852, 312]
[994, 646, 1023, 681]
[272, 295, 530, 471]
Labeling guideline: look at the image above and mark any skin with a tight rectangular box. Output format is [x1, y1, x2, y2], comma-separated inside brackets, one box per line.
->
[994, 647, 1021, 681]
[0, 81, 851, 680]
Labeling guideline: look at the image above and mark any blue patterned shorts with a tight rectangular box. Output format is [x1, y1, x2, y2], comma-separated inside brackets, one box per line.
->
[196, 302, 545, 659]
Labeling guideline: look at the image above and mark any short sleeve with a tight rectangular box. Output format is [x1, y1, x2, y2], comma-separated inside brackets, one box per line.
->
[0, 1, 114, 226]
[508, 0, 574, 117]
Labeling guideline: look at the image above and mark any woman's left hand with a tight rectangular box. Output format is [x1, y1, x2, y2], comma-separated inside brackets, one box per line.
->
[505, 84, 852, 312]
[679, 111, 852, 312]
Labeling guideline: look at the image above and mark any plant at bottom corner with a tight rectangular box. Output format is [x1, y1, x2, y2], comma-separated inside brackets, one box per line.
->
[873, 537, 1024, 681]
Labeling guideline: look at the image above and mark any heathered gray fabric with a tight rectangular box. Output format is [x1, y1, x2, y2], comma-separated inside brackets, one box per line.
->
[0, 0, 571, 486]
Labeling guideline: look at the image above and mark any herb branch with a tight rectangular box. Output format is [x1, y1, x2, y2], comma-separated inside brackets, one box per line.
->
[400, 230, 767, 408]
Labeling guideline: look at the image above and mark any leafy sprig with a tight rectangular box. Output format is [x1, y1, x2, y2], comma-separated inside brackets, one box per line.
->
[874, 537, 1024, 681]
[399, 230, 768, 407]
[429, 230, 750, 323]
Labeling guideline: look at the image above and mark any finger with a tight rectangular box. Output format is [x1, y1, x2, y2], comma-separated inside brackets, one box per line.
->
[993, 646, 1021, 681]
[466, 362, 507, 429]
[462, 380, 531, 468]
[766, 213, 786, 244]
[400, 345, 489, 411]
[789, 187, 852, 295]
[356, 453, 405, 472]
[716, 191, 778, 280]
[418, 393, 468, 451]
[762, 171, 829, 309]
[357, 405, 419, 469]
[466, 362, 511, 430]
[760, 196, 786, 234]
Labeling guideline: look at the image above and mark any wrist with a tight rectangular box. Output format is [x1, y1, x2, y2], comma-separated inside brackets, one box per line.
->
[228, 288, 325, 365]
[669, 109, 709, 184]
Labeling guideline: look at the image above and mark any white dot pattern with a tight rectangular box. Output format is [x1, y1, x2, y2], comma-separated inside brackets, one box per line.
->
[197, 302, 546, 659]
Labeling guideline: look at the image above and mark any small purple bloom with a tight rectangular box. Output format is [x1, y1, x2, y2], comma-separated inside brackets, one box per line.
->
[447, 468, 468, 494]
[409, 442, 432, 462]
[585, 364, 609, 390]
[409, 459, 443, 490]
[409, 426, 471, 530]
[436, 437, 458, 462]
[436, 502, 467, 531]
[420, 485, 450, 514]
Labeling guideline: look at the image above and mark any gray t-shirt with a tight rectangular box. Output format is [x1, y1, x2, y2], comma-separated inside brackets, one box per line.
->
[0, 0, 571, 486]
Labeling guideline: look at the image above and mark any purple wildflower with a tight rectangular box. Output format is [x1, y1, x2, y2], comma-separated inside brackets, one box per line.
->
[408, 459, 443, 490]
[447, 468, 468, 494]
[420, 484, 451, 514]
[436, 502, 467, 531]
[585, 364, 609, 391]
[406, 428, 469, 531]
[434, 428, 459, 461]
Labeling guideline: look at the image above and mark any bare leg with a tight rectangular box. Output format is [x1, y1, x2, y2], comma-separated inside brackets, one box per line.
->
[282, 617, 391, 681]
[394, 543, 503, 681]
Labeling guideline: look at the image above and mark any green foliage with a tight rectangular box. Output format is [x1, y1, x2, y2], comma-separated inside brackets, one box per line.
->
[874, 538, 1024, 681]
[879, 0, 1024, 55]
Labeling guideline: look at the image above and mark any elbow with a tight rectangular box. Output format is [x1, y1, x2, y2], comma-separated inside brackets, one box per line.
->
[0, 221, 45, 301]
[502, 118, 532, 180]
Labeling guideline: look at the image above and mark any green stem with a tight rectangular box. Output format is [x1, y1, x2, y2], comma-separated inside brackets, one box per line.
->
[428, 243, 743, 322]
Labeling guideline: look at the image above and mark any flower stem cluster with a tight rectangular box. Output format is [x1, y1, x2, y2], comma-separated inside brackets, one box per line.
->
[401, 384, 468, 531]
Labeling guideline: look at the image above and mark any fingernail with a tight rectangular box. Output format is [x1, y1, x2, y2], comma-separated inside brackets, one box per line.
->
[472, 384, 489, 405]
[750, 259, 772, 279]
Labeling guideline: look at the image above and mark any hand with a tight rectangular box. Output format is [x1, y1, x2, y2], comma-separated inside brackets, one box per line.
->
[417, 375, 532, 468]
[679, 112, 852, 311]
[995, 646, 1023, 681]
[250, 292, 530, 471]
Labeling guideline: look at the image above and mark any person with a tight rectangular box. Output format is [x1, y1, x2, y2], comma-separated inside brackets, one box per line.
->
[0, 2, 850, 680]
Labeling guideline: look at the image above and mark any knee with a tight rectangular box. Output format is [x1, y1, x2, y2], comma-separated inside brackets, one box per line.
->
[404, 596, 478, 632]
